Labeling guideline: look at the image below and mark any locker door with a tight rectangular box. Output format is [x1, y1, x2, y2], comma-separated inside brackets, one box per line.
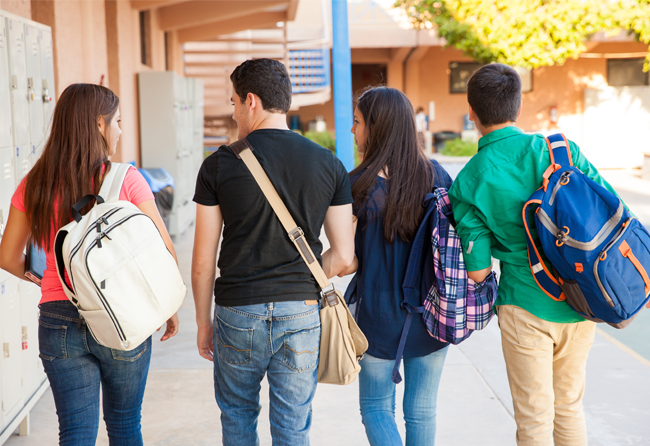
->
[25, 24, 45, 151]
[18, 281, 45, 399]
[0, 16, 13, 149]
[6, 16, 30, 147]
[14, 145, 30, 185]
[39, 28, 55, 135]
[1, 278, 24, 419]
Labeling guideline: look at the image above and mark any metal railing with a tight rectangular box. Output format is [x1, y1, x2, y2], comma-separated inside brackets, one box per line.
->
[289, 48, 330, 94]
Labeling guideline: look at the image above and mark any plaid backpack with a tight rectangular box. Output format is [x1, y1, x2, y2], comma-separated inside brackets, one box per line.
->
[392, 188, 498, 383]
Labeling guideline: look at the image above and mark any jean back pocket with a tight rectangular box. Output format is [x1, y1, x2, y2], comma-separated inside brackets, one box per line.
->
[215, 315, 253, 365]
[282, 325, 320, 372]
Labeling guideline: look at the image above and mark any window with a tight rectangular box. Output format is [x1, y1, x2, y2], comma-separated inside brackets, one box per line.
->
[607, 59, 648, 86]
[449, 62, 482, 94]
[449, 62, 533, 94]
[139, 11, 152, 67]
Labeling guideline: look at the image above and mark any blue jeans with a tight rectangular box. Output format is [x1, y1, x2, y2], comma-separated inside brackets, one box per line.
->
[38, 301, 152, 446]
[213, 301, 321, 446]
[359, 347, 449, 446]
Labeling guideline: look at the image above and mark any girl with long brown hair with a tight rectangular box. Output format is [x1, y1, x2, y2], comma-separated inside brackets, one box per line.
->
[0, 83, 179, 445]
[340, 87, 452, 445]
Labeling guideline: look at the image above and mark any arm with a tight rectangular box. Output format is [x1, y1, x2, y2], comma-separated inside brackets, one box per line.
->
[0, 205, 31, 280]
[337, 217, 358, 276]
[191, 204, 223, 361]
[136, 199, 179, 341]
[321, 204, 355, 279]
[449, 186, 494, 283]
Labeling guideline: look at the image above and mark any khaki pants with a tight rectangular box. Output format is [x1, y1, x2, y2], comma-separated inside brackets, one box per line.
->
[498, 305, 596, 446]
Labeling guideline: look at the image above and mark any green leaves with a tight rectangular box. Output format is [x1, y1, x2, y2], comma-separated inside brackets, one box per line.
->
[395, 0, 650, 70]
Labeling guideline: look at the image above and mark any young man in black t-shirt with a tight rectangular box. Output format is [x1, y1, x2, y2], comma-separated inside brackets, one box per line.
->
[191, 59, 354, 446]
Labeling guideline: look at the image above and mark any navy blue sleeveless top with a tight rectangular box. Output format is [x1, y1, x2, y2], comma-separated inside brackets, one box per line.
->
[350, 160, 452, 360]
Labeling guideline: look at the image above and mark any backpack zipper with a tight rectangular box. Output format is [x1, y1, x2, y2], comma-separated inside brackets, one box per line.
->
[83, 212, 148, 344]
[537, 202, 624, 251]
[549, 171, 572, 206]
[593, 219, 634, 308]
[68, 207, 122, 292]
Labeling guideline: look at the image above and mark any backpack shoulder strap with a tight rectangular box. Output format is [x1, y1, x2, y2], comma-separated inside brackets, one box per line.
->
[545, 133, 573, 168]
[522, 190, 566, 302]
[99, 163, 131, 203]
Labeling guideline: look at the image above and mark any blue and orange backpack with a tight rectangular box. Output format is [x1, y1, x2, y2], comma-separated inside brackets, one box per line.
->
[523, 133, 650, 328]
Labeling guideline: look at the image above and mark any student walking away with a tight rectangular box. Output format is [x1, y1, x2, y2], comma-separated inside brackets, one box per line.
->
[191, 58, 354, 446]
[448, 64, 628, 446]
[338, 86, 452, 446]
[415, 106, 428, 149]
[0, 84, 180, 445]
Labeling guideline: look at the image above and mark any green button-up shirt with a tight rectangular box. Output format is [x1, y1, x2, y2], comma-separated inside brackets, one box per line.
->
[449, 126, 621, 323]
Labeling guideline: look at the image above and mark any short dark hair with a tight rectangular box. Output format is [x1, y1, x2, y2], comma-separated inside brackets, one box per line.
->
[230, 59, 292, 113]
[467, 64, 522, 127]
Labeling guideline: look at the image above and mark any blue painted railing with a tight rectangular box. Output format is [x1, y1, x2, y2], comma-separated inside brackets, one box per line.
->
[289, 49, 330, 94]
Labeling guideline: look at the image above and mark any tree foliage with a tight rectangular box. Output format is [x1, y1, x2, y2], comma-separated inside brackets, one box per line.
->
[395, 0, 650, 70]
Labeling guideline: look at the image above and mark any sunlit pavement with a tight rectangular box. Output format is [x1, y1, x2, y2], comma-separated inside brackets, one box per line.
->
[5, 169, 650, 445]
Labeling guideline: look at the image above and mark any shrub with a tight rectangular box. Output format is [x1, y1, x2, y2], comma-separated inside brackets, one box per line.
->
[304, 131, 336, 153]
[441, 138, 478, 157]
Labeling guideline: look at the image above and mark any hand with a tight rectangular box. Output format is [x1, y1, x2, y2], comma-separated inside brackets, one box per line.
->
[197, 323, 214, 362]
[159, 313, 179, 341]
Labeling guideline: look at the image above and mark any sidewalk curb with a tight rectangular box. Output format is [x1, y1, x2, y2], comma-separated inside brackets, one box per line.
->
[595, 327, 650, 367]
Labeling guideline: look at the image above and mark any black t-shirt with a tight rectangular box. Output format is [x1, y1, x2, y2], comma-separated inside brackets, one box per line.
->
[193, 129, 353, 307]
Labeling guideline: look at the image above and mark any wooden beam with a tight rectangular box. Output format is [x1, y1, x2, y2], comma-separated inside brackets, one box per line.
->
[158, 0, 287, 31]
[177, 11, 286, 43]
[130, 0, 187, 11]
[287, 0, 299, 21]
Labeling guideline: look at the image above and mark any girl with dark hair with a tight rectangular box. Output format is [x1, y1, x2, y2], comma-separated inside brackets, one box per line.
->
[0, 83, 179, 445]
[340, 86, 452, 445]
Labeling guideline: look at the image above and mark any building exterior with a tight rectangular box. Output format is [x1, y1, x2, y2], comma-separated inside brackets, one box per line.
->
[295, 0, 650, 169]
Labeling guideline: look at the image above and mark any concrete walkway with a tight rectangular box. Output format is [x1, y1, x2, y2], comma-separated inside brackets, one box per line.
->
[5, 171, 650, 445]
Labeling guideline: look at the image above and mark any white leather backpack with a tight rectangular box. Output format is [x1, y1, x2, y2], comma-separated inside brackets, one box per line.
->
[54, 163, 187, 351]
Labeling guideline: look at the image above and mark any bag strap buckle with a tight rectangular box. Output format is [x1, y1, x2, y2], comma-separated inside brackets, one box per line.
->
[288, 227, 305, 242]
[321, 284, 338, 307]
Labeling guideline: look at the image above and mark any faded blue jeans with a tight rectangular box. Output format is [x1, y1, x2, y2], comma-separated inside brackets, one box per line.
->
[38, 301, 152, 446]
[213, 301, 321, 446]
[359, 346, 449, 446]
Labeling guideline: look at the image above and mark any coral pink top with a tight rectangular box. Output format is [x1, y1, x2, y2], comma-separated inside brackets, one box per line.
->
[11, 166, 154, 304]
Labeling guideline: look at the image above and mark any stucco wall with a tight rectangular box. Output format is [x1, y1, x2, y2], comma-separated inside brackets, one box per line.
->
[0, 0, 30, 18]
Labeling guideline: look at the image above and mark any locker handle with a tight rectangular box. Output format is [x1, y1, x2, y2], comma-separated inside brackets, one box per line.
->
[3, 343, 9, 358]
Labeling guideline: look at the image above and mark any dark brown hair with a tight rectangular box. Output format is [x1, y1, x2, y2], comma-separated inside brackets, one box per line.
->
[467, 64, 522, 126]
[350, 87, 434, 243]
[24, 83, 119, 249]
[230, 58, 292, 113]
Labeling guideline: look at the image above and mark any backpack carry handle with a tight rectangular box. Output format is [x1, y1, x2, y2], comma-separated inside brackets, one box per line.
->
[72, 195, 105, 223]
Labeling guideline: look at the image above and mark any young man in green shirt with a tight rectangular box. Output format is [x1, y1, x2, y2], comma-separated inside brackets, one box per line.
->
[449, 64, 620, 446]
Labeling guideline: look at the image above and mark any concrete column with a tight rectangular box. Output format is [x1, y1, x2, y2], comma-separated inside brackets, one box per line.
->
[404, 46, 429, 110]
[387, 47, 411, 92]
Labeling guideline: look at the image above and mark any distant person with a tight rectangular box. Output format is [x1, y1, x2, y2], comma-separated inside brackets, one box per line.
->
[415, 106, 428, 149]
[341, 86, 452, 445]
[191, 58, 354, 446]
[449, 64, 625, 446]
[0, 83, 179, 445]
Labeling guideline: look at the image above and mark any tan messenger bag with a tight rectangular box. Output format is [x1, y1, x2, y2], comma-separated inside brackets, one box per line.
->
[229, 138, 368, 385]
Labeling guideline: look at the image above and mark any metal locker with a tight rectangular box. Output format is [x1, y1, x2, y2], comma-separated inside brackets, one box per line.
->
[14, 145, 30, 185]
[1, 278, 24, 420]
[5, 15, 30, 147]
[18, 281, 45, 400]
[38, 27, 55, 135]
[0, 15, 13, 149]
[0, 146, 15, 285]
[24, 23, 45, 150]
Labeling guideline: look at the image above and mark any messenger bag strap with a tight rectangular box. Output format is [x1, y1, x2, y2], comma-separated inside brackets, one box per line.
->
[229, 138, 337, 305]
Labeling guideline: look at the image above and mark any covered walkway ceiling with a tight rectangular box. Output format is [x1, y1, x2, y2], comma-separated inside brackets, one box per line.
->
[131, 0, 299, 42]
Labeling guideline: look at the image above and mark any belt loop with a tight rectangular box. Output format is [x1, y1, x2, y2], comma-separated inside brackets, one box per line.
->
[268, 302, 274, 311]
